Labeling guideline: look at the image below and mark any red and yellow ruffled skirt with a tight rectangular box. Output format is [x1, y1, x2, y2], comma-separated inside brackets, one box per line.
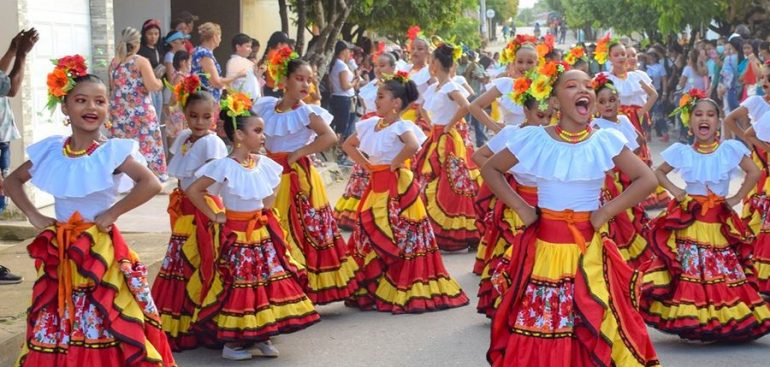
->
[488, 209, 660, 367]
[741, 146, 770, 294]
[192, 210, 320, 342]
[333, 163, 369, 231]
[477, 182, 537, 319]
[413, 125, 481, 252]
[151, 189, 222, 351]
[401, 103, 432, 136]
[270, 153, 359, 304]
[16, 213, 176, 367]
[641, 196, 770, 341]
[346, 166, 469, 313]
[601, 169, 653, 268]
[619, 104, 670, 210]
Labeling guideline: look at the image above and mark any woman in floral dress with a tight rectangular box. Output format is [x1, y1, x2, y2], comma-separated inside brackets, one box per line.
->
[109, 27, 167, 180]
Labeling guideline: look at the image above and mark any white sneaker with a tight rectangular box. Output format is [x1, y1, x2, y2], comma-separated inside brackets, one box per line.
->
[248, 340, 280, 358]
[222, 345, 252, 360]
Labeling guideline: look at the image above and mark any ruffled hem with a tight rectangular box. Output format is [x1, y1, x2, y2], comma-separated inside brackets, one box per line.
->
[28, 136, 139, 198]
[196, 155, 282, 201]
[661, 140, 749, 185]
[167, 132, 228, 179]
[602, 172, 652, 268]
[254, 97, 333, 137]
[506, 127, 627, 181]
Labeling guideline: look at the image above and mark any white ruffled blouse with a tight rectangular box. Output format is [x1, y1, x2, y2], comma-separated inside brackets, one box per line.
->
[195, 155, 283, 212]
[167, 130, 228, 190]
[590, 116, 640, 151]
[408, 65, 432, 104]
[484, 124, 539, 187]
[28, 136, 142, 222]
[254, 97, 334, 153]
[486, 77, 526, 126]
[740, 95, 770, 123]
[505, 127, 628, 211]
[359, 79, 378, 114]
[356, 117, 427, 165]
[661, 140, 749, 197]
[754, 111, 770, 143]
[601, 71, 649, 107]
[423, 81, 465, 126]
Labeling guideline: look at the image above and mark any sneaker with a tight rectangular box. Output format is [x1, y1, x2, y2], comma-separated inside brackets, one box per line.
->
[248, 340, 279, 358]
[222, 345, 252, 361]
[0, 265, 22, 285]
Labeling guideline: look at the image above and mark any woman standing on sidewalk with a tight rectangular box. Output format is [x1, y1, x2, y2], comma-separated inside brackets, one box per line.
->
[6, 56, 175, 367]
[254, 54, 358, 305]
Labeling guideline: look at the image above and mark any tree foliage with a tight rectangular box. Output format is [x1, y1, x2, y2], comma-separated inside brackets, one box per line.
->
[487, 0, 520, 23]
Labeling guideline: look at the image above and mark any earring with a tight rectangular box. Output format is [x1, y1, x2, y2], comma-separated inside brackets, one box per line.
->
[63, 117, 71, 126]
[235, 142, 242, 148]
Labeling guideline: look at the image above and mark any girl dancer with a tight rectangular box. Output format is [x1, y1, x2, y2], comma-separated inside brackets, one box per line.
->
[254, 53, 358, 304]
[151, 76, 228, 350]
[468, 35, 542, 131]
[186, 92, 319, 360]
[6, 56, 175, 367]
[414, 43, 480, 252]
[334, 51, 397, 230]
[343, 73, 468, 313]
[595, 34, 666, 209]
[401, 26, 433, 135]
[641, 89, 770, 341]
[590, 74, 652, 268]
[472, 64, 556, 317]
[483, 68, 660, 367]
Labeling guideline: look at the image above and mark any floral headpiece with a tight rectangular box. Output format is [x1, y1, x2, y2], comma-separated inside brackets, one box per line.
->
[591, 73, 616, 94]
[406, 25, 429, 52]
[166, 74, 202, 108]
[431, 35, 462, 61]
[509, 60, 570, 111]
[381, 71, 410, 85]
[371, 42, 386, 63]
[564, 45, 588, 66]
[499, 34, 537, 65]
[536, 34, 555, 60]
[266, 46, 299, 91]
[46, 55, 88, 111]
[670, 88, 708, 127]
[220, 91, 253, 131]
[594, 33, 620, 65]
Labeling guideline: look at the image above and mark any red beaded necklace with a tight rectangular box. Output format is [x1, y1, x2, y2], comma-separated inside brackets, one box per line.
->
[62, 137, 100, 157]
[555, 126, 592, 144]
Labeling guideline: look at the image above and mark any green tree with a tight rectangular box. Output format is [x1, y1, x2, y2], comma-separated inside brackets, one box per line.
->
[487, 0, 520, 23]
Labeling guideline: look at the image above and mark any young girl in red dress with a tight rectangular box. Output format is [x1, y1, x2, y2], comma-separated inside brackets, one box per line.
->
[5, 56, 175, 367]
[641, 89, 770, 341]
[343, 73, 468, 313]
[185, 92, 319, 360]
[482, 68, 660, 367]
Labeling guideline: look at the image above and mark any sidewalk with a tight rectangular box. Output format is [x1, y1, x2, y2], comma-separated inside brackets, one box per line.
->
[0, 162, 348, 367]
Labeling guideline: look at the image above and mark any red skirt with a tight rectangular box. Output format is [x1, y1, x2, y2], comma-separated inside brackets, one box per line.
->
[17, 215, 175, 367]
[641, 197, 770, 341]
[620, 104, 670, 210]
[488, 210, 660, 367]
[346, 167, 469, 313]
[413, 125, 481, 251]
[601, 170, 653, 268]
[151, 189, 222, 351]
[477, 182, 538, 319]
[193, 210, 320, 342]
[742, 146, 770, 294]
[333, 163, 369, 231]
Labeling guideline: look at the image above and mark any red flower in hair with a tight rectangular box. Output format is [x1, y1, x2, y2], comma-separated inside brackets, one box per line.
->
[689, 88, 707, 100]
[592, 73, 611, 90]
[56, 55, 88, 78]
[407, 26, 422, 41]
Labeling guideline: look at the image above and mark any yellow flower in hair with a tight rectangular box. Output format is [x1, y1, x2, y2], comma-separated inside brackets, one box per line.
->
[453, 46, 462, 61]
[530, 75, 553, 101]
[221, 92, 253, 118]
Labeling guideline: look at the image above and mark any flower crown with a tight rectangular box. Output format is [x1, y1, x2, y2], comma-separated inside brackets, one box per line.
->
[220, 91, 253, 131]
[591, 73, 616, 94]
[46, 55, 88, 111]
[499, 34, 537, 65]
[536, 34, 556, 60]
[563, 45, 588, 66]
[510, 60, 570, 111]
[670, 88, 708, 127]
[266, 46, 299, 91]
[382, 71, 410, 85]
[594, 33, 620, 65]
[166, 74, 202, 108]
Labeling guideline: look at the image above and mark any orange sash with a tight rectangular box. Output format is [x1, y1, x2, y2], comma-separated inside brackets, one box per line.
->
[540, 208, 591, 253]
[55, 212, 93, 323]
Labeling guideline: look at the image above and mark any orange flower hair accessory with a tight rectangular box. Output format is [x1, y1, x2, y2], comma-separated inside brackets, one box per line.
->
[266, 46, 299, 91]
[499, 34, 537, 65]
[382, 70, 410, 85]
[220, 91, 253, 130]
[671, 88, 708, 127]
[564, 45, 588, 66]
[594, 33, 620, 65]
[536, 34, 555, 59]
[166, 74, 202, 108]
[591, 73, 616, 94]
[509, 60, 570, 111]
[46, 54, 88, 111]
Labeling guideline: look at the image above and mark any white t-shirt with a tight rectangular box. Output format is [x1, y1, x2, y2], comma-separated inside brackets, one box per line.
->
[681, 65, 707, 92]
[226, 54, 261, 100]
[330, 59, 355, 97]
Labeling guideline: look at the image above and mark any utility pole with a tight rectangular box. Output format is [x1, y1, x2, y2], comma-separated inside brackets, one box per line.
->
[480, 0, 488, 41]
